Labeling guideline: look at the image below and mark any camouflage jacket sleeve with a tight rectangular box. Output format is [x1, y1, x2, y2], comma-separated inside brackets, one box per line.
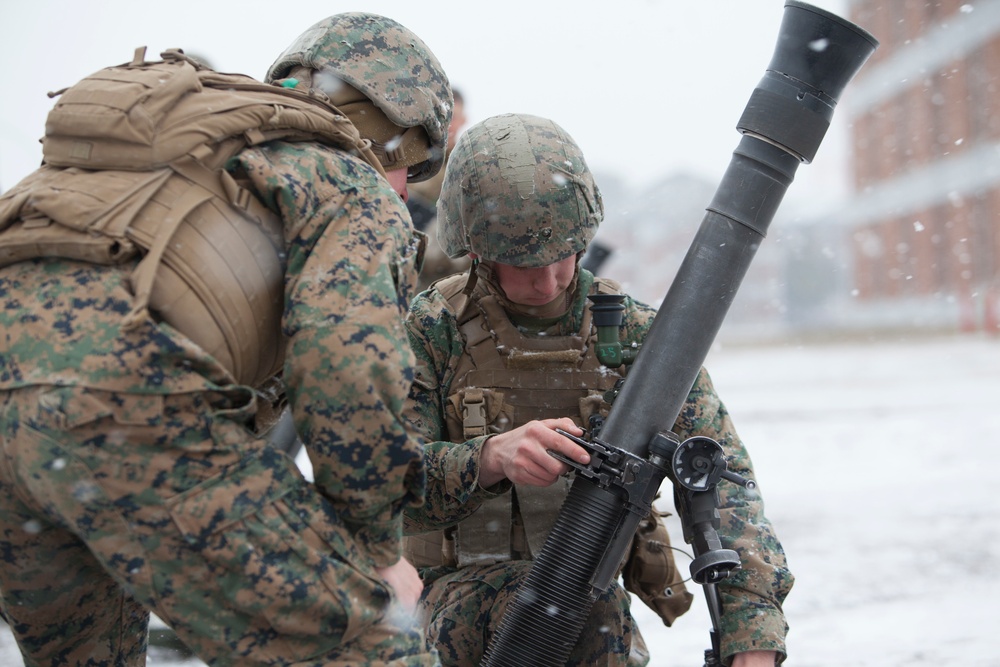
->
[233, 141, 427, 567]
[401, 286, 511, 533]
[627, 303, 794, 662]
[674, 369, 793, 662]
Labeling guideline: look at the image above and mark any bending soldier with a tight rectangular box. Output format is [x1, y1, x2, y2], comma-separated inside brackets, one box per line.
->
[0, 13, 451, 666]
[403, 114, 794, 666]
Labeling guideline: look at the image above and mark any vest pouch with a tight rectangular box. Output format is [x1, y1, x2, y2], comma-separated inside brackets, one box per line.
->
[622, 508, 694, 626]
[402, 530, 453, 568]
[0, 184, 32, 234]
[515, 479, 573, 558]
[0, 217, 138, 267]
[0, 165, 163, 269]
[579, 392, 613, 430]
[456, 493, 513, 566]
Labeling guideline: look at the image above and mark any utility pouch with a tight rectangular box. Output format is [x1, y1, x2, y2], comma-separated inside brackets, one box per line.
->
[622, 509, 694, 626]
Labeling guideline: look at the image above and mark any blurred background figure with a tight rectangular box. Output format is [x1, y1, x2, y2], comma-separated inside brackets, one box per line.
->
[408, 87, 472, 293]
[580, 238, 613, 275]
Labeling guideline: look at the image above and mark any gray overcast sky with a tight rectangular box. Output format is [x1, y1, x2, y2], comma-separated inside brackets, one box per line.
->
[0, 0, 852, 205]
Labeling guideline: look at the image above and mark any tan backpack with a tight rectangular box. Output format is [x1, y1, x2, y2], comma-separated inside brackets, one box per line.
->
[0, 47, 384, 387]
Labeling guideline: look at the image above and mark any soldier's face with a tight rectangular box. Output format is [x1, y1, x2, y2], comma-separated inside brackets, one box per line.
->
[493, 255, 577, 307]
[385, 168, 409, 202]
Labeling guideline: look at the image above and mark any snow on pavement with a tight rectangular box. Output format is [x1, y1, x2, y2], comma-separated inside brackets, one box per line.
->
[3, 334, 997, 666]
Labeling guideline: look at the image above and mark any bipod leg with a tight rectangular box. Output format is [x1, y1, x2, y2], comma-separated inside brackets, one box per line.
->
[702, 582, 724, 667]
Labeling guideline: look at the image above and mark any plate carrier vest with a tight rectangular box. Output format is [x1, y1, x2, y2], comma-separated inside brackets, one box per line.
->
[404, 272, 625, 567]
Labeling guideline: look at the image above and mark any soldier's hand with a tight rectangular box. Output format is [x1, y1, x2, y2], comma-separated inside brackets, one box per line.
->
[478, 418, 588, 488]
[376, 558, 423, 614]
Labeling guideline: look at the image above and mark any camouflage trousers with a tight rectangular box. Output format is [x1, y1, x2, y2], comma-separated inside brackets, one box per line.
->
[417, 561, 649, 667]
[0, 385, 438, 667]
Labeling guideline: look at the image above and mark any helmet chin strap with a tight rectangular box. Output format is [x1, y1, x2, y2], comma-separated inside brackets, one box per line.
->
[475, 259, 580, 321]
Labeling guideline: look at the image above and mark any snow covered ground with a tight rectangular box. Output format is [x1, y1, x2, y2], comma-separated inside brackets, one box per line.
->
[2, 334, 998, 666]
[639, 333, 1000, 667]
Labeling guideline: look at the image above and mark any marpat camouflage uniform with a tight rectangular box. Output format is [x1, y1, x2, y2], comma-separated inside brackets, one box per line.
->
[0, 141, 435, 666]
[0, 10, 453, 665]
[404, 267, 794, 665]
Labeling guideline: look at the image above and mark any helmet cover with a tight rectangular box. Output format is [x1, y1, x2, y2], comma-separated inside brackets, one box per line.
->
[437, 113, 603, 267]
[266, 12, 452, 181]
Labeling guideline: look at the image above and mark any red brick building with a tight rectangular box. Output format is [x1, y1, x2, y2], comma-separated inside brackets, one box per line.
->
[844, 0, 1000, 332]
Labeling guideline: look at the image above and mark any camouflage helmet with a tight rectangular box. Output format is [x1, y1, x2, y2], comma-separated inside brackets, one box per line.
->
[265, 12, 452, 181]
[438, 113, 603, 267]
